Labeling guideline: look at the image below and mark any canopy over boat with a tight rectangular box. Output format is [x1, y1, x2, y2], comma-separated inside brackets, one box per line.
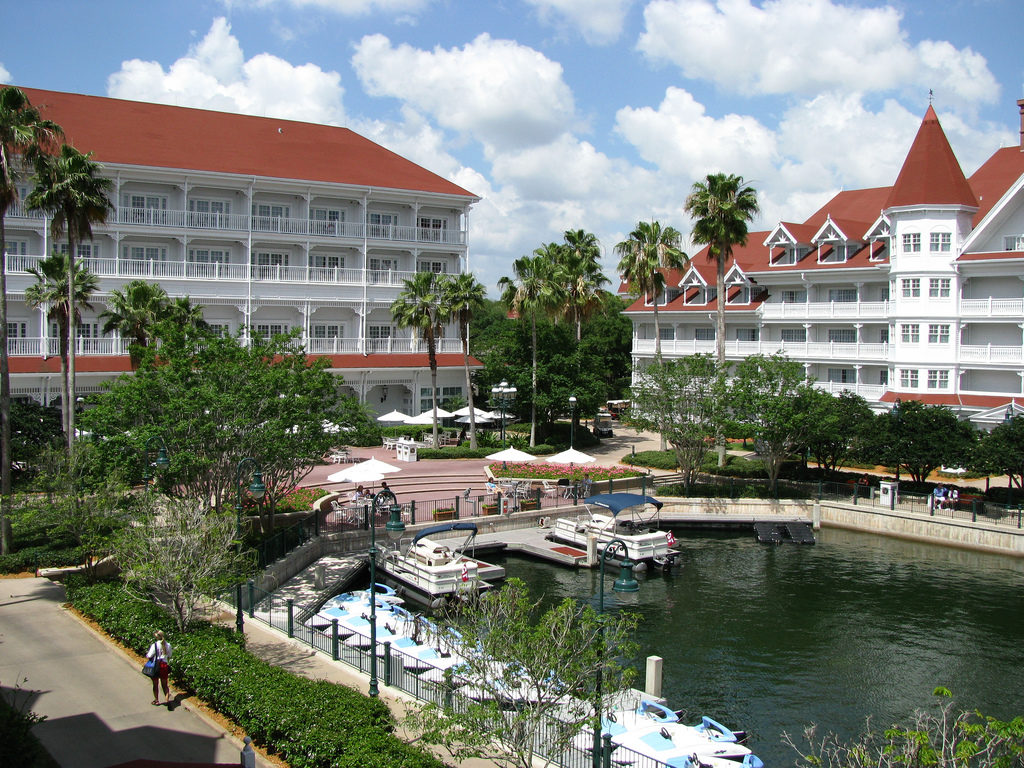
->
[412, 521, 479, 545]
[584, 493, 664, 515]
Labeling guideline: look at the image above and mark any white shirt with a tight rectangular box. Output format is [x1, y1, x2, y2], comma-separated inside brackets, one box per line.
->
[147, 641, 172, 662]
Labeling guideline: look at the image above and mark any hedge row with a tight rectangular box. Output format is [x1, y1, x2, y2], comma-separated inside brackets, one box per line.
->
[64, 579, 444, 768]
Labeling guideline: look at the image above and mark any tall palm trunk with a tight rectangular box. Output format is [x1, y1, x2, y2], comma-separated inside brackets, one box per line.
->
[715, 251, 727, 467]
[66, 233, 76, 452]
[530, 312, 538, 448]
[461, 327, 478, 449]
[428, 329, 440, 448]
[653, 295, 662, 360]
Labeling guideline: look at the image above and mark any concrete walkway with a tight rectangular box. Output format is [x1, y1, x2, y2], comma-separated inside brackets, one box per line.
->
[0, 577, 270, 768]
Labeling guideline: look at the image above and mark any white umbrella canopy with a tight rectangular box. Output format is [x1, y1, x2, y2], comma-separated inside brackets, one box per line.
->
[456, 414, 493, 424]
[327, 458, 402, 484]
[451, 406, 493, 418]
[405, 407, 455, 425]
[485, 447, 537, 463]
[546, 448, 597, 465]
[377, 409, 411, 423]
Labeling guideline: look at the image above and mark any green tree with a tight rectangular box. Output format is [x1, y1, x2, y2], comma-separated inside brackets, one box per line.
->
[614, 220, 687, 359]
[439, 272, 487, 448]
[729, 354, 815, 487]
[629, 355, 724, 491]
[392, 271, 445, 447]
[114, 494, 250, 631]
[802, 389, 874, 476]
[79, 324, 362, 532]
[5, 399, 62, 472]
[577, 293, 634, 400]
[98, 280, 169, 368]
[973, 415, 1024, 491]
[557, 229, 609, 341]
[24, 252, 99, 437]
[25, 144, 113, 452]
[499, 251, 562, 447]
[404, 578, 638, 768]
[872, 399, 977, 484]
[0, 85, 63, 555]
[685, 173, 760, 366]
[162, 295, 209, 330]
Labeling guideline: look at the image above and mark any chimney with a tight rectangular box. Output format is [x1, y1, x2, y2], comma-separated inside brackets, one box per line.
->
[1019, 98, 1024, 150]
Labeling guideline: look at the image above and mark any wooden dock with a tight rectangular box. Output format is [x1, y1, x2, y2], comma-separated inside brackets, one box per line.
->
[473, 525, 590, 567]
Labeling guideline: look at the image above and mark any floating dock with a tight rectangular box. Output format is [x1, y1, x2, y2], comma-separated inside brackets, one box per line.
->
[753, 521, 816, 544]
[473, 526, 590, 567]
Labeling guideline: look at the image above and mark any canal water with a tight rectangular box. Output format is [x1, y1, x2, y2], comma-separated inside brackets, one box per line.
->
[492, 528, 1024, 766]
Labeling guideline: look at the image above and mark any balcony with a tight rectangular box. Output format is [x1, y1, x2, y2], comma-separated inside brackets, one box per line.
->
[812, 381, 886, 400]
[759, 300, 889, 320]
[632, 338, 890, 361]
[5, 254, 415, 288]
[959, 298, 1024, 317]
[959, 345, 1023, 364]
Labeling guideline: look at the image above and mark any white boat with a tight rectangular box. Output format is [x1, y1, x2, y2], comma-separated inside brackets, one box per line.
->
[549, 493, 678, 569]
[577, 700, 762, 767]
[378, 522, 505, 607]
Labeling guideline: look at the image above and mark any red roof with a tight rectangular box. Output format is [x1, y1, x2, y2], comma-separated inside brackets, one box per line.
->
[879, 391, 1015, 409]
[14, 85, 476, 198]
[885, 105, 977, 210]
[805, 187, 891, 229]
[968, 146, 1024, 224]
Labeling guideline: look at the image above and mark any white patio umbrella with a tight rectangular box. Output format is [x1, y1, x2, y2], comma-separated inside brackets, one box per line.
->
[326, 457, 402, 484]
[451, 406, 493, 419]
[404, 407, 455, 425]
[485, 447, 537, 463]
[456, 414, 493, 424]
[377, 409, 411, 424]
[546, 448, 597, 465]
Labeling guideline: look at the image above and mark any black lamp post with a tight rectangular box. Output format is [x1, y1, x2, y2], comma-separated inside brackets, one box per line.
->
[234, 457, 265, 634]
[491, 380, 516, 449]
[368, 486, 405, 697]
[142, 435, 169, 487]
[891, 398, 901, 510]
[569, 395, 577, 450]
[592, 538, 640, 768]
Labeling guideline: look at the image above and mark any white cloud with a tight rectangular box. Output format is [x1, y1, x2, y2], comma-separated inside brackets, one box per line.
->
[0, 63, 11, 83]
[351, 33, 576, 151]
[637, 0, 999, 108]
[524, 0, 635, 45]
[224, 0, 429, 14]
[107, 17, 346, 124]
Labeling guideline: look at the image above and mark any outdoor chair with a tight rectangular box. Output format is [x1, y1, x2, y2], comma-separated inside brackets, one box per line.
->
[462, 487, 479, 516]
[540, 479, 559, 498]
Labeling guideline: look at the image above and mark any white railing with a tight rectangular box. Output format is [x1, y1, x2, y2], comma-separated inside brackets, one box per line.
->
[813, 381, 887, 399]
[759, 300, 889, 319]
[44, 337, 131, 356]
[633, 338, 889, 360]
[6, 338, 42, 355]
[5, 201, 45, 219]
[960, 298, 1024, 316]
[1004, 234, 1024, 251]
[111, 206, 467, 244]
[959, 344, 1023, 364]
[306, 337, 363, 354]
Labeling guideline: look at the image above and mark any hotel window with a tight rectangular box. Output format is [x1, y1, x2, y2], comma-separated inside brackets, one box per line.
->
[878, 370, 889, 386]
[928, 324, 950, 344]
[7, 322, 26, 339]
[736, 328, 759, 342]
[207, 323, 230, 338]
[900, 278, 920, 297]
[902, 233, 921, 253]
[254, 324, 288, 338]
[313, 254, 343, 269]
[189, 198, 231, 227]
[659, 326, 675, 341]
[879, 328, 889, 343]
[899, 369, 919, 388]
[929, 278, 951, 298]
[252, 203, 289, 219]
[828, 329, 856, 343]
[780, 289, 806, 303]
[188, 248, 229, 263]
[927, 370, 949, 389]
[2, 239, 28, 255]
[781, 328, 806, 342]
[311, 208, 343, 235]
[256, 252, 289, 266]
[417, 260, 447, 274]
[828, 288, 857, 303]
[417, 216, 447, 241]
[312, 324, 341, 338]
[368, 212, 399, 236]
[900, 324, 920, 343]
[930, 232, 951, 252]
[124, 245, 165, 261]
[694, 327, 715, 341]
[827, 368, 855, 383]
[61, 242, 101, 259]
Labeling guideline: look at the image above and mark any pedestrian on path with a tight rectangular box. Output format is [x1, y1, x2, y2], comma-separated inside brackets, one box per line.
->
[146, 630, 172, 706]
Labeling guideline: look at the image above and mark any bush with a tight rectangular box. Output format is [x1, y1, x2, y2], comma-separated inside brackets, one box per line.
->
[0, 690, 57, 768]
[273, 487, 328, 514]
[64, 580, 443, 768]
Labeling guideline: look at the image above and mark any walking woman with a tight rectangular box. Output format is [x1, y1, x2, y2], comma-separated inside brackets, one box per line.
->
[146, 630, 172, 706]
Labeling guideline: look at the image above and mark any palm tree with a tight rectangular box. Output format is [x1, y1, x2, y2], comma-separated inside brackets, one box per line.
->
[439, 272, 486, 449]
[614, 220, 688, 359]
[498, 252, 561, 447]
[392, 271, 445, 447]
[685, 173, 760, 365]
[162, 296, 209, 331]
[25, 144, 113, 451]
[24, 252, 99, 437]
[98, 280, 168, 368]
[0, 86, 63, 551]
[558, 229, 609, 340]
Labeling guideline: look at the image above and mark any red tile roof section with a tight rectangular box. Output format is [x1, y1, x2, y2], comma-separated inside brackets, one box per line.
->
[884, 105, 977, 210]
[968, 146, 1024, 224]
[15, 86, 476, 198]
[879, 391, 1015, 409]
[804, 187, 891, 228]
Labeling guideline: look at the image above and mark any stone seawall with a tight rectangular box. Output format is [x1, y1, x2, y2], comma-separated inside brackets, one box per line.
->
[819, 501, 1024, 557]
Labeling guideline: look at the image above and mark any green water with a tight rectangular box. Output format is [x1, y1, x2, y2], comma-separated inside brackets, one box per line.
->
[494, 527, 1024, 766]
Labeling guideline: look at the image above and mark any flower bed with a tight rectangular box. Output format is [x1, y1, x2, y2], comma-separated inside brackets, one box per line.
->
[488, 462, 645, 482]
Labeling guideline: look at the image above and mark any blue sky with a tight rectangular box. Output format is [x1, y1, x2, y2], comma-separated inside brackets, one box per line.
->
[2, 0, 1021, 290]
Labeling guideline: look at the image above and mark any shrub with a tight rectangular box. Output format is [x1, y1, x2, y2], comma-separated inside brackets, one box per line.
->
[274, 487, 328, 514]
[64, 580, 443, 768]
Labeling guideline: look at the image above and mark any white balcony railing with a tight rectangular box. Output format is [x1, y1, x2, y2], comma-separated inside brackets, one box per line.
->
[759, 300, 889, 320]
[813, 381, 887, 399]
[959, 344, 1024, 364]
[633, 338, 890, 361]
[960, 298, 1024, 316]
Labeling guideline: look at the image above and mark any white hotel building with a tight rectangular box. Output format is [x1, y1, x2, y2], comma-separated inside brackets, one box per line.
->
[623, 101, 1024, 427]
[3, 87, 480, 414]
